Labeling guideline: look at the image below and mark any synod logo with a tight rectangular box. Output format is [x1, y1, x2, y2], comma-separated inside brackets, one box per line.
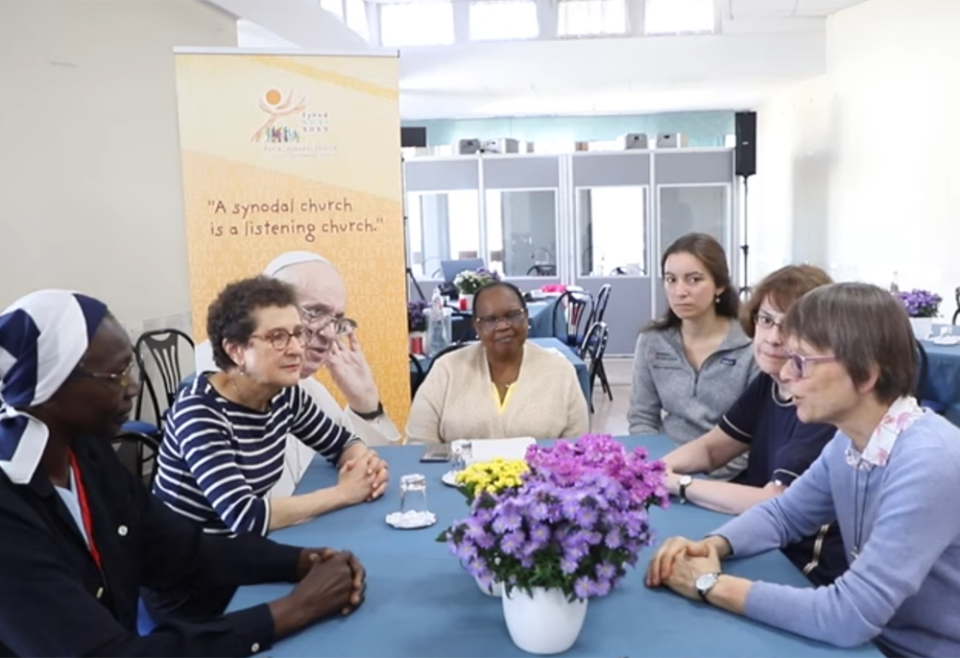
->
[251, 88, 335, 157]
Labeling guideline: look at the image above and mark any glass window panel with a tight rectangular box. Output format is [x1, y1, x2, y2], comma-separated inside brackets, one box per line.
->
[558, 0, 627, 37]
[406, 191, 480, 278]
[380, 2, 455, 46]
[485, 190, 557, 277]
[469, 1, 539, 40]
[577, 187, 647, 276]
[644, 0, 716, 35]
[345, 0, 369, 40]
[320, 0, 345, 20]
[658, 186, 727, 256]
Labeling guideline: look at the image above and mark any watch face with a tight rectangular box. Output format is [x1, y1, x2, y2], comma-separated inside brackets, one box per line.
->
[696, 572, 719, 594]
[680, 475, 693, 486]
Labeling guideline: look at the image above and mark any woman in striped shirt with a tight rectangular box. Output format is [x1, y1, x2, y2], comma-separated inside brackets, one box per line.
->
[148, 276, 386, 621]
[154, 275, 387, 537]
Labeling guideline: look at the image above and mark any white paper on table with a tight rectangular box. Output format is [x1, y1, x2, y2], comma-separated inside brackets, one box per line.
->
[930, 335, 960, 346]
[467, 437, 537, 464]
[541, 347, 565, 357]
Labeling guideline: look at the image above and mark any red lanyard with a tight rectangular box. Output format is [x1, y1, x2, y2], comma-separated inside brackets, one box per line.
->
[67, 450, 102, 570]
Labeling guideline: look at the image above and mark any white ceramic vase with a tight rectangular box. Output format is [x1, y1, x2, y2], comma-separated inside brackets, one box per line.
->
[910, 317, 933, 341]
[501, 586, 588, 655]
[475, 575, 503, 597]
[460, 293, 474, 312]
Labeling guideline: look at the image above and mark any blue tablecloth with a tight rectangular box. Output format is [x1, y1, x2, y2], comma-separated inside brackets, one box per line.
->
[526, 298, 558, 338]
[412, 337, 590, 402]
[920, 339, 960, 425]
[229, 436, 882, 658]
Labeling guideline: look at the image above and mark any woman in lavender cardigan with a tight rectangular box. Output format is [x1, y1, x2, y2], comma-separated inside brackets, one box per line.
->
[645, 283, 960, 658]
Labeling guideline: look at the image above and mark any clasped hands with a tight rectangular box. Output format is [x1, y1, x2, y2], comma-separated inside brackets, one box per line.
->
[339, 448, 389, 504]
[645, 536, 724, 601]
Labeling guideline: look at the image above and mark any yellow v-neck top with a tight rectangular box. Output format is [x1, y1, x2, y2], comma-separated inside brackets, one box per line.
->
[405, 342, 590, 444]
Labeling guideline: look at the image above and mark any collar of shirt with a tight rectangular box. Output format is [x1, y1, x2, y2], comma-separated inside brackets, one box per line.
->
[845, 395, 925, 470]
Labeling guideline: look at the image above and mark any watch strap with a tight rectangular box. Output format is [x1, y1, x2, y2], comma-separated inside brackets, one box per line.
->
[353, 401, 384, 421]
[678, 477, 691, 503]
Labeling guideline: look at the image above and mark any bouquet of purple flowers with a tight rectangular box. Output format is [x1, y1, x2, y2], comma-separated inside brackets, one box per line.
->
[407, 299, 429, 332]
[896, 289, 942, 318]
[439, 434, 668, 601]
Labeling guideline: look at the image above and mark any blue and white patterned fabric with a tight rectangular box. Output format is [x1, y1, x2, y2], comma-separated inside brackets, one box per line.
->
[0, 290, 107, 484]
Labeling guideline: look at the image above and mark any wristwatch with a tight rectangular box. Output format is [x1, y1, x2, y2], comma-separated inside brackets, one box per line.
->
[678, 475, 693, 503]
[353, 401, 384, 421]
[695, 572, 721, 603]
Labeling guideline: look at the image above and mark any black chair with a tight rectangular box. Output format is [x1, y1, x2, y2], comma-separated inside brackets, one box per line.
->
[578, 321, 612, 413]
[111, 431, 161, 488]
[552, 290, 592, 349]
[126, 329, 195, 438]
[410, 353, 426, 397]
[589, 284, 612, 326]
[953, 287, 960, 325]
[526, 264, 557, 276]
[426, 342, 469, 376]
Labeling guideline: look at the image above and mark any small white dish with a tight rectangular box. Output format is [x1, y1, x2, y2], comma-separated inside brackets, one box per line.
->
[441, 471, 462, 487]
[385, 510, 437, 530]
[930, 335, 960, 346]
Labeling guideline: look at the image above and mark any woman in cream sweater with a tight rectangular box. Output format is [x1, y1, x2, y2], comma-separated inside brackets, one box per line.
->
[406, 282, 589, 444]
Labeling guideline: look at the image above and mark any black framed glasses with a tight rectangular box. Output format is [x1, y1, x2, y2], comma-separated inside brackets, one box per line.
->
[475, 309, 528, 332]
[755, 311, 785, 331]
[299, 307, 358, 336]
[74, 359, 141, 389]
[784, 350, 837, 378]
[251, 327, 309, 350]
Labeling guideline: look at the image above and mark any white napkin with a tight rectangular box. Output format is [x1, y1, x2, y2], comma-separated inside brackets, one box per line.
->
[930, 335, 960, 346]
[467, 437, 537, 463]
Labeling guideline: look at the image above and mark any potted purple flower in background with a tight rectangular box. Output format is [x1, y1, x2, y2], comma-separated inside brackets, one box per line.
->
[895, 288, 942, 340]
[438, 434, 668, 655]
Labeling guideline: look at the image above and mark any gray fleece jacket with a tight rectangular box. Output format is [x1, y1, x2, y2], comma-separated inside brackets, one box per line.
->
[627, 322, 758, 480]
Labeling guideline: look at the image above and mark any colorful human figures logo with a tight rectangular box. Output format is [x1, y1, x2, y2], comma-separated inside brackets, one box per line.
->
[251, 89, 307, 143]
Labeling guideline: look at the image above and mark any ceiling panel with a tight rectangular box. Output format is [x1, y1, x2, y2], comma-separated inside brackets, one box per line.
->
[794, 0, 870, 16]
[731, 0, 796, 16]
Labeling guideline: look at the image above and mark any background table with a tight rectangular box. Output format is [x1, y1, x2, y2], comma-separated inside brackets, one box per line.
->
[449, 297, 559, 343]
[412, 337, 590, 403]
[920, 338, 960, 426]
[230, 436, 883, 658]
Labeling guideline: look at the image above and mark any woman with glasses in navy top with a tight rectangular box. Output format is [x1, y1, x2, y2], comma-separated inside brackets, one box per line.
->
[659, 264, 846, 585]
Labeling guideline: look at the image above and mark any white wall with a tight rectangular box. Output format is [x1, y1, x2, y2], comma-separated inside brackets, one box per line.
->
[752, 0, 960, 313]
[0, 0, 237, 335]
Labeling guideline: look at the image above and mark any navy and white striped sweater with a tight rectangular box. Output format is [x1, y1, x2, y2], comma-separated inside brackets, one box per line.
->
[152, 373, 360, 536]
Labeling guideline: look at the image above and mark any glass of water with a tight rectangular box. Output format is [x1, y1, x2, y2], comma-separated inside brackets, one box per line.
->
[400, 473, 429, 515]
[451, 439, 473, 472]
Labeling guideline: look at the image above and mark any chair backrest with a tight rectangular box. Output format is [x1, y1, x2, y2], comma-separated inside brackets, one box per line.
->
[426, 342, 469, 376]
[579, 321, 610, 364]
[591, 284, 612, 325]
[409, 353, 426, 397]
[134, 329, 195, 429]
[111, 431, 161, 488]
[552, 290, 592, 345]
[953, 287, 960, 325]
[526, 264, 557, 276]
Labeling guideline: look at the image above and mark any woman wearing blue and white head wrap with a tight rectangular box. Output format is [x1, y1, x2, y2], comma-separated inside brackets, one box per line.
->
[0, 290, 365, 657]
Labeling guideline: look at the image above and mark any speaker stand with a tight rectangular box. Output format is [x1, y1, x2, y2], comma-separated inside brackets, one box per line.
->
[739, 175, 752, 300]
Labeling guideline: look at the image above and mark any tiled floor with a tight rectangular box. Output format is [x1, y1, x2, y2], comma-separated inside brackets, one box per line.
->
[588, 357, 634, 436]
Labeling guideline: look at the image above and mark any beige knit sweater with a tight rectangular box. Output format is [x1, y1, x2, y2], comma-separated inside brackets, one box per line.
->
[405, 342, 590, 444]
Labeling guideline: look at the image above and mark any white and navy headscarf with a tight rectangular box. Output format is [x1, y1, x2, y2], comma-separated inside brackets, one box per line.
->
[0, 290, 108, 484]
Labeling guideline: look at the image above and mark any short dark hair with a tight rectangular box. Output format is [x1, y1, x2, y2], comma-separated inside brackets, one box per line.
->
[648, 232, 738, 331]
[473, 281, 528, 317]
[207, 276, 299, 370]
[782, 282, 917, 404]
[741, 265, 833, 337]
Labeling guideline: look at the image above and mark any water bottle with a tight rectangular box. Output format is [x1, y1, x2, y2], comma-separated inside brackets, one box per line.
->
[428, 288, 449, 356]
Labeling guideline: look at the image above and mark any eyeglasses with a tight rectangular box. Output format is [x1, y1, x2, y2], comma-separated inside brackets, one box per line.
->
[784, 350, 837, 378]
[755, 311, 785, 331]
[475, 309, 528, 332]
[299, 307, 358, 336]
[74, 359, 141, 389]
[250, 327, 309, 350]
